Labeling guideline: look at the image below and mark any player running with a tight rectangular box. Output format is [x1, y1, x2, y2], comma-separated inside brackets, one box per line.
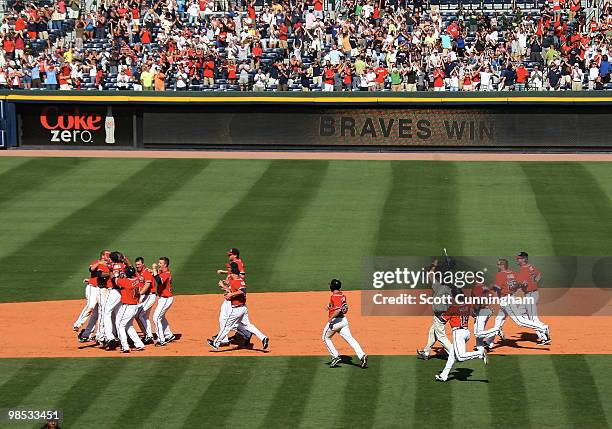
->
[207, 264, 269, 350]
[102, 251, 127, 350]
[322, 279, 368, 369]
[435, 290, 488, 382]
[483, 259, 551, 345]
[515, 252, 545, 325]
[471, 282, 497, 351]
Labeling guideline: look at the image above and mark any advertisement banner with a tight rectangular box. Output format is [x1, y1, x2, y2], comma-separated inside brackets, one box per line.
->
[141, 106, 612, 148]
[18, 105, 132, 146]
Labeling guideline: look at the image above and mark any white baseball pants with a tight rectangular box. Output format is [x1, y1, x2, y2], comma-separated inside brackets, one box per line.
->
[213, 305, 266, 348]
[322, 317, 366, 360]
[136, 293, 157, 338]
[481, 302, 548, 340]
[115, 303, 145, 350]
[474, 308, 496, 347]
[440, 328, 485, 380]
[96, 288, 109, 340]
[74, 284, 99, 328]
[217, 299, 232, 343]
[524, 291, 543, 324]
[103, 289, 122, 341]
[153, 296, 174, 342]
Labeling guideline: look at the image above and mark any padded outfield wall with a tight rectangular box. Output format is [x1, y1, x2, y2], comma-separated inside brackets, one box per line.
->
[1, 91, 612, 151]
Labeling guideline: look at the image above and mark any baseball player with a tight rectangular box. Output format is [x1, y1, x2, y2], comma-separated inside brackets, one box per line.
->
[471, 282, 496, 350]
[73, 250, 109, 341]
[214, 249, 252, 347]
[113, 266, 147, 353]
[152, 257, 176, 346]
[515, 252, 545, 325]
[207, 264, 269, 350]
[134, 257, 157, 344]
[94, 253, 112, 343]
[323, 279, 368, 369]
[435, 291, 488, 382]
[482, 259, 551, 345]
[102, 251, 127, 350]
[417, 259, 453, 360]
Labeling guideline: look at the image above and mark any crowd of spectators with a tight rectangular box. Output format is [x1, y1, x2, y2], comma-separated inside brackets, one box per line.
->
[0, 0, 610, 91]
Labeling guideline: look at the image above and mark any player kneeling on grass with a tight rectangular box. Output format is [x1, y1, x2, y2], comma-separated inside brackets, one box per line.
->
[323, 279, 368, 369]
[113, 266, 147, 353]
[435, 290, 487, 382]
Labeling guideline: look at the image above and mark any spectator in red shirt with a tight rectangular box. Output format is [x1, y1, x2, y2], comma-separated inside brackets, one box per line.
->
[515, 63, 529, 91]
[433, 67, 445, 91]
[374, 65, 388, 90]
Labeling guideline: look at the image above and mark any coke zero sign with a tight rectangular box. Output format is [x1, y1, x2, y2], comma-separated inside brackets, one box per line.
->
[18, 104, 132, 147]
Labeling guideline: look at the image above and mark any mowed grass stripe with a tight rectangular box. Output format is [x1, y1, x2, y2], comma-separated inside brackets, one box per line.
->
[453, 162, 555, 255]
[0, 157, 30, 175]
[412, 355, 455, 427]
[182, 357, 255, 427]
[551, 355, 609, 428]
[259, 356, 320, 429]
[0, 159, 209, 302]
[372, 356, 416, 427]
[584, 355, 612, 426]
[375, 161, 462, 256]
[0, 358, 61, 408]
[180, 160, 329, 292]
[143, 357, 227, 429]
[518, 355, 569, 428]
[341, 355, 382, 428]
[114, 160, 271, 294]
[0, 158, 80, 210]
[113, 358, 192, 428]
[521, 163, 612, 255]
[300, 355, 351, 428]
[487, 355, 531, 428]
[269, 161, 391, 291]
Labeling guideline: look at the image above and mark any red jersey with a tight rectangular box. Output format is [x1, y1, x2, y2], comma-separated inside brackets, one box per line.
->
[516, 264, 541, 293]
[156, 269, 174, 297]
[228, 277, 247, 306]
[88, 259, 103, 286]
[471, 283, 493, 309]
[327, 291, 348, 318]
[107, 262, 127, 289]
[442, 303, 471, 329]
[494, 270, 519, 296]
[225, 258, 246, 282]
[137, 267, 156, 294]
[116, 276, 143, 305]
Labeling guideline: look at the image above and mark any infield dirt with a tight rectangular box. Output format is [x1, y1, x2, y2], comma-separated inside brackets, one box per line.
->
[1, 290, 611, 358]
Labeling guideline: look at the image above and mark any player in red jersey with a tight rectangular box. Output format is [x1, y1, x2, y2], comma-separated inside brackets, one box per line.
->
[113, 266, 147, 353]
[208, 263, 269, 350]
[152, 257, 176, 346]
[485, 259, 550, 345]
[134, 257, 157, 344]
[435, 290, 487, 382]
[213, 248, 251, 346]
[515, 251, 545, 325]
[73, 250, 110, 342]
[323, 279, 367, 369]
[102, 251, 127, 349]
[471, 282, 496, 351]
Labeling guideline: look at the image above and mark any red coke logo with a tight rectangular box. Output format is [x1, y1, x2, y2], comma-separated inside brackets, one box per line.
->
[40, 107, 102, 131]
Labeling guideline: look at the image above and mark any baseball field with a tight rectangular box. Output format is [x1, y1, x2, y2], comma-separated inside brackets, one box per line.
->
[1, 151, 612, 428]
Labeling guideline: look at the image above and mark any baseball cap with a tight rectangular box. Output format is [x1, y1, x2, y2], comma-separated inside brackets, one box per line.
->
[229, 262, 240, 275]
[516, 251, 529, 259]
[227, 248, 240, 256]
[125, 266, 136, 278]
[330, 279, 342, 290]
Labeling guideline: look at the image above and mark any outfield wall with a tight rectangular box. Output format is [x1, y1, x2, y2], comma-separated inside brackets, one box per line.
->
[2, 91, 612, 151]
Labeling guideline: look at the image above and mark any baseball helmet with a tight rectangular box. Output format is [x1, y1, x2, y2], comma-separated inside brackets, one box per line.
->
[330, 279, 342, 290]
[125, 266, 136, 278]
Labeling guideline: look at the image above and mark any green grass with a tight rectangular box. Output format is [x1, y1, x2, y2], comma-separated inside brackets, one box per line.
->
[0, 355, 610, 429]
[1, 158, 612, 303]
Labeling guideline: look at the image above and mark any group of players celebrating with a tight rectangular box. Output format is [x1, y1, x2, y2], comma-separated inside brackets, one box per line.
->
[417, 251, 551, 382]
[72, 250, 175, 353]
